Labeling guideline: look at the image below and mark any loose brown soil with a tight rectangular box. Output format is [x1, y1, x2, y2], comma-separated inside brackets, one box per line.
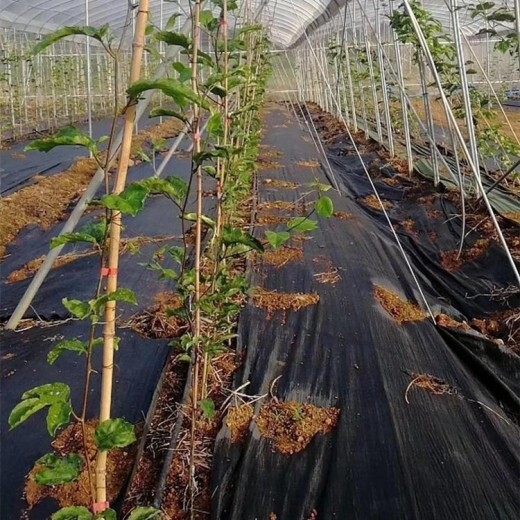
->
[296, 160, 320, 168]
[252, 289, 320, 318]
[255, 214, 291, 226]
[7, 251, 97, 283]
[333, 211, 356, 220]
[263, 179, 300, 190]
[435, 313, 471, 332]
[127, 292, 187, 339]
[261, 247, 303, 269]
[25, 421, 136, 510]
[374, 286, 427, 324]
[256, 401, 340, 455]
[257, 200, 296, 212]
[440, 239, 490, 271]
[0, 158, 98, 257]
[226, 404, 254, 443]
[258, 161, 283, 170]
[362, 195, 393, 211]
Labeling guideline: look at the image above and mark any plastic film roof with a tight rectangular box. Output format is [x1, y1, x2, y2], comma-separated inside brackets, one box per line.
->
[0, 0, 516, 48]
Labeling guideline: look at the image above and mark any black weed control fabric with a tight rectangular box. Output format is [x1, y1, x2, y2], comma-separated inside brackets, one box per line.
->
[211, 104, 520, 520]
[0, 144, 204, 518]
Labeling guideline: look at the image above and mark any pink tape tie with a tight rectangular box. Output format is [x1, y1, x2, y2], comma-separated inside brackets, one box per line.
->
[92, 502, 110, 514]
[101, 267, 118, 277]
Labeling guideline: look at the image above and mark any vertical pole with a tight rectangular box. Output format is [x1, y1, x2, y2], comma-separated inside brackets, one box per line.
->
[95, 0, 150, 510]
[85, 0, 93, 148]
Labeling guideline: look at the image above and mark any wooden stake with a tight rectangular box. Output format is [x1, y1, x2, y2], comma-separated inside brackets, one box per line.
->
[94, 0, 150, 510]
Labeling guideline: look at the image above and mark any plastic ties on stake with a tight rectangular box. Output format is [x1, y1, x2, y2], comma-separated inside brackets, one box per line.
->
[194, 132, 201, 143]
[101, 267, 118, 277]
[93, 502, 109, 514]
[219, 19, 228, 27]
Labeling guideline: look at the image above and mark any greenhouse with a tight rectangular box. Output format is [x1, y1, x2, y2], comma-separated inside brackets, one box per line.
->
[0, 0, 519, 518]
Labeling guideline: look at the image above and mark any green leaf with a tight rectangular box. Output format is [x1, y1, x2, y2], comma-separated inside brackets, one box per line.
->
[48, 339, 88, 365]
[128, 507, 162, 520]
[46, 401, 72, 436]
[52, 506, 93, 520]
[34, 453, 83, 486]
[32, 25, 109, 56]
[63, 298, 91, 319]
[149, 107, 188, 122]
[95, 418, 136, 451]
[287, 217, 318, 233]
[95, 509, 117, 520]
[315, 196, 334, 218]
[22, 382, 71, 404]
[155, 31, 191, 49]
[183, 213, 216, 228]
[207, 112, 224, 138]
[8, 398, 47, 430]
[199, 10, 216, 28]
[265, 230, 290, 249]
[51, 220, 107, 249]
[199, 398, 216, 420]
[140, 177, 188, 206]
[222, 226, 264, 252]
[91, 288, 138, 315]
[165, 13, 181, 30]
[25, 127, 99, 155]
[101, 183, 149, 217]
[127, 79, 210, 111]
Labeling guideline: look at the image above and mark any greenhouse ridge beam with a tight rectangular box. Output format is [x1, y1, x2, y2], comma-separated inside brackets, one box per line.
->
[5, 11, 202, 331]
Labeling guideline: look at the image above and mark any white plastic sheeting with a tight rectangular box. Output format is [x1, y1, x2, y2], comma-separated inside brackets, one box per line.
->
[0, 0, 517, 47]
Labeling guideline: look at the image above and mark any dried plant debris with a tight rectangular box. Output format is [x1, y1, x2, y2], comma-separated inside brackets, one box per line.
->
[361, 195, 393, 211]
[260, 150, 283, 159]
[296, 160, 320, 168]
[503, 212, 520, 225]
[7, 251, 96, 283]
[263, 178, 300, 190]
[471, 310, 519, 352]
[25, 421, 136, 509]
[405, 373, 458, 404]
[313, 256, 341, 285]
[258, 160, 283, 170]
[333, 211, 355, 220]
[257, 200, 296, 212]
[440, 239, 490, 271]
[127, 292, 187, 339]
[256, 214, 291, 226]
[256, 401, 340, 455]
[252, 289, 320, 318]
[374, 286, 426, 324]
[226, 404, 254, 443]
[262, 247, 303, 268]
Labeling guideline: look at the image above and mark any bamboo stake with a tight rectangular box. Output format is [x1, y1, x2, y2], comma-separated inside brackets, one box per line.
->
[189, 0, 202, 515]
[94, 0, 150, 511]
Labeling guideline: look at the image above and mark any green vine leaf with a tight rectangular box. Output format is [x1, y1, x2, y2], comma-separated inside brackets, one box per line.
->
[199, 399, 216, 420]
[100, 183, 149, 217]
[8, 398, 47, 430]
[91, 288, 138, 315]
[95, 418, 137, 451]
[127, 78, 210, 110]
[149, 107, 188, 122]
[51, 220, 107, 249]
[287, 217, 318, 233]
[95, 509, 117, 520]
[128, 507, 163, 520]
[34, 453, 83, 486]
[31, 25, 110, 56]
[52, 506, 92, 520]
[183, 213, 216, 229]
[155, 31, 191, 49]
[48, 339, 88, 365]
[315, 196, 334, 218]
[25, 127, 101, 156]
[46, 401, 72, 436]
[222, 226, 264, 252]
[140, 177, 188, 207]
[63, 298, 91, 319]
[265, 230, 290, 249]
